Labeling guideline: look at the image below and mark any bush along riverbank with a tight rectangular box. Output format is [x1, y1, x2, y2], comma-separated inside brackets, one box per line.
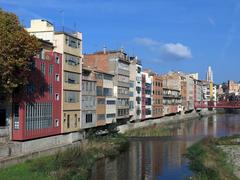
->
[0, 134, 129, 180]
[186, 136, 240, 180]
[125, 123, 172, 137]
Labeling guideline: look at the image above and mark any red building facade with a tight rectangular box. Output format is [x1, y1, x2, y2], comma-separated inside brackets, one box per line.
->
[12, 44, 62, 141]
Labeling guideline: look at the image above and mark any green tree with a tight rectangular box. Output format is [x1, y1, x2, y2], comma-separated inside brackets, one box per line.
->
[0, 9, 39, 101]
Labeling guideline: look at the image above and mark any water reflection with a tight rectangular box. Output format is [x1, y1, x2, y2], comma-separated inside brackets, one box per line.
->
[90, 114, 240, 180]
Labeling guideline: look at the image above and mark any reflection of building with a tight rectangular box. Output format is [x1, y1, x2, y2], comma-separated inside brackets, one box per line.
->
[12, 40, 62, 140]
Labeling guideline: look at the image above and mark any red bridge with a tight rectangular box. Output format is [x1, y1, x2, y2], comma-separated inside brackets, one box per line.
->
[194, 101, 240, 109]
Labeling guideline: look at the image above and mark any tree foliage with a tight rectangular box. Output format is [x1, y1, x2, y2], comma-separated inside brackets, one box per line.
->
[0, 9, 39, 101]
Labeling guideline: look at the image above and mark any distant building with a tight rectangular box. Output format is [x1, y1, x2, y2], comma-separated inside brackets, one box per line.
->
[141, 72, 153, 119]
[186, 75, 194, 111]
[206, 66, 213, 82]
[150, 72, 163, 118]
[12, 40, 62, 140]
[228, 80, 240, 95]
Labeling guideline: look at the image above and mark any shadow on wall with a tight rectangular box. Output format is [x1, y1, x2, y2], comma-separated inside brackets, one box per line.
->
[13, 68, 49, 105]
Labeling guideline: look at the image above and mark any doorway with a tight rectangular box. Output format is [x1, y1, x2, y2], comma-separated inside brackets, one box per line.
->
[0, 109, 6, 126]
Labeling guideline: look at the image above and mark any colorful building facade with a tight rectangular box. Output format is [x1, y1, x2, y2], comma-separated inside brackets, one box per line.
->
[12, 41, 62, 140]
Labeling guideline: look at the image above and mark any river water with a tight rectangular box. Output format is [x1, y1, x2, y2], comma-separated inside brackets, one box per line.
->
[90, 113, 240, 180]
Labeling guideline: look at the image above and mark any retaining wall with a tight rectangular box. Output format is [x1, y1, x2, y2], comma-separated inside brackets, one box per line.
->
[118, 109, 216, 133]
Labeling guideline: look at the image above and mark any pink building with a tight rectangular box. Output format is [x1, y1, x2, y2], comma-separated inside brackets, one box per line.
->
[12, 41, 62, 140]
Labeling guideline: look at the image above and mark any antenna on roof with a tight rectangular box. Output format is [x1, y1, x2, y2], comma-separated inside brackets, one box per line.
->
[74, 22, 77, 32]
[59, 10, 64, 30]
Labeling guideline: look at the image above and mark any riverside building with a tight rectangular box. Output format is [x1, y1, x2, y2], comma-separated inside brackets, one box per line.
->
[27, 19, 83, 133]
[12, 40, 62, 140]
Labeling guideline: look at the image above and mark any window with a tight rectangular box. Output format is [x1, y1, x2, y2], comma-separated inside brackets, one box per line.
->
[136, 86, 141, 93]
[117, 109, 129, 116]
[55, 56, 60, 64]
[64, 72, 79, 84]
[86, 114, 92, 123]
[67, 115, 70, 128]
[146, 109, 151, 115]
[129, 101, 134, 109]
[55, 93, 60, 101]
[97, 98, 105, 104]
[41, 63, 45, 75]
[75, 114, 77, 127]
[97, 86, 103, 96]
[55, 74, 60, 81]
[106, 114, 115, 118]
[129, 92, 134, 97]
[65, 54, 79, 66]
[49, 84, 53, 95]
[39, 48, 45, 60]
[49, 65, 54, 75]
[146, 98, 151, 105]
[26, 84, 35, 94]
[55, 119, 59, 127]
[129, 81, 134, 87]
[106, 100, 115, 105]
[25, 102, 52, 130]
[30, 61, 35, 71]
[137, 67, 141, 73]
[103, 88, 112, 96]
[13, 104, 19, 130]
[103, 74, 113, 80]
[96, 73, 103, 80]
[97, 114, 105, 120]
[40, 84, 45, 96]
[64, 91, 80, 103]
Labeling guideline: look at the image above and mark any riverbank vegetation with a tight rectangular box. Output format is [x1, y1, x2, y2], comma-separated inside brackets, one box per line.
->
[186, 136, 239, 180]
[125, 124, 171, 137]
[0, 134, 129, 180]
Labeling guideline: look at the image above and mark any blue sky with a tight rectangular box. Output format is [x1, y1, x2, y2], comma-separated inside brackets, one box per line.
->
[1, 0, 240, 83]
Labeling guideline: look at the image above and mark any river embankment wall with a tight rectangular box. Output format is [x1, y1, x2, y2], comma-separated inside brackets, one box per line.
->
[118, 109, 217, 133]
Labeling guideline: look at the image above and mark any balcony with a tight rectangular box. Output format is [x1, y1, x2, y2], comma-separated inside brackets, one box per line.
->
[118, 69, 129, 76]
[118, 81, 130, 88]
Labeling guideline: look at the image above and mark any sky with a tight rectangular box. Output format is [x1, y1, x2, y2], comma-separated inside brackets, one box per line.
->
[1, 0, 240, 83]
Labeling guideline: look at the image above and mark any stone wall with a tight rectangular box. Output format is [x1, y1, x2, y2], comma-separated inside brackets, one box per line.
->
[0, 131, 85, 168]
[118, 109, 216, 133]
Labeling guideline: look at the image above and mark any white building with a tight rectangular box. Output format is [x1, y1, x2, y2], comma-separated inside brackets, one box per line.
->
[129, 57, 142, 121]
[142, 71, 153, 119]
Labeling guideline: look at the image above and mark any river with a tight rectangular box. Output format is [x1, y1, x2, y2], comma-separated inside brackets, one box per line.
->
[90, 113, 240, 180]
